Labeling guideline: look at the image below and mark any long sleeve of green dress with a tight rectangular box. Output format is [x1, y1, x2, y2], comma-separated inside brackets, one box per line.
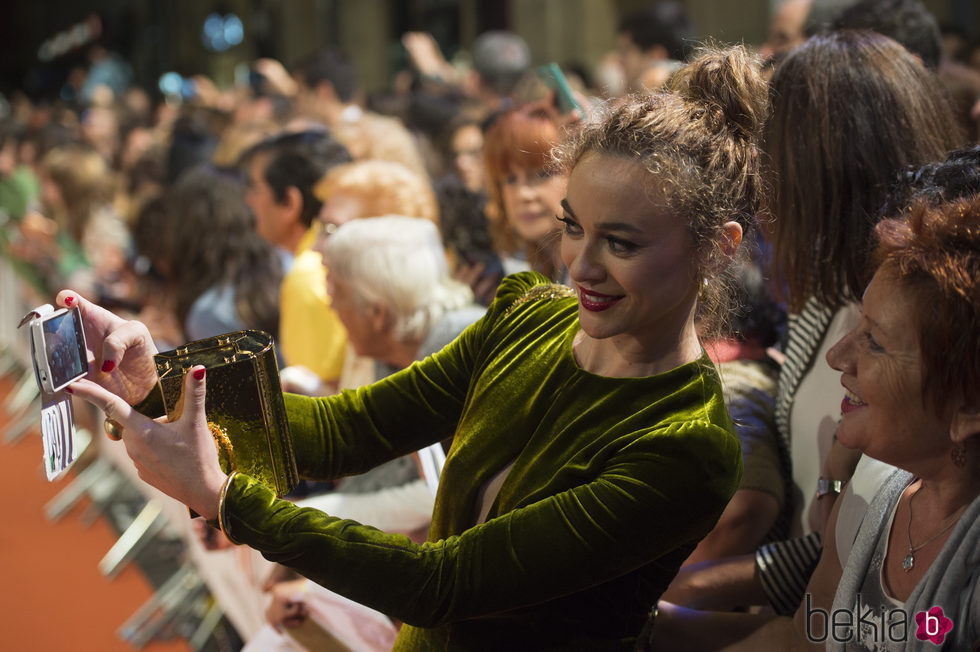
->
[219, 272, 743, 650]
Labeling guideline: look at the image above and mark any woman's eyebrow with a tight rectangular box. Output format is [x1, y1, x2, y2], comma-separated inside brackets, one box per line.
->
[560, 198, 575, 217]
[595, 221, 643, 234]
[865, 315, 892, 341]
[562, 199, 643, 234]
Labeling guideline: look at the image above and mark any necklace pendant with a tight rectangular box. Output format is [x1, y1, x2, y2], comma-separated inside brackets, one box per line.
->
[902, 552, 915, 572]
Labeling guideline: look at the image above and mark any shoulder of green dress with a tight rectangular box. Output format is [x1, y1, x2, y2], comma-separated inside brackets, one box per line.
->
[488, 270, 554, 304]
[499, 275, 576, 318]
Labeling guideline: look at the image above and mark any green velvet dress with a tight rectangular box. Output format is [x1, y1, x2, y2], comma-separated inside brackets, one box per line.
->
[218, 272, 742, 650]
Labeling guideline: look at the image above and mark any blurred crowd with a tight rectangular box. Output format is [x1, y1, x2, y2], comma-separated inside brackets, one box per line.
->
[2, 1, 979, 371]
[3, 0, 980, 650]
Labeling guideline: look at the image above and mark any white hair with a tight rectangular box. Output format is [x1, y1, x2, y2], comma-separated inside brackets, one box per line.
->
[323, 216, 473, 342]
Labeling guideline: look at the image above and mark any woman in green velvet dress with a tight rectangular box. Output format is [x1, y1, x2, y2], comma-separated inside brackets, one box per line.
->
[65, 45, 768, 651]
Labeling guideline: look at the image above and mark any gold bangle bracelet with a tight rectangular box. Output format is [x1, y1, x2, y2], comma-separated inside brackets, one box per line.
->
[217, 471, 240, 542]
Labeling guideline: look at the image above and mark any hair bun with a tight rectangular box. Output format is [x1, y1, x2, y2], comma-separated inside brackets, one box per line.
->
[667, 45, 768, 140]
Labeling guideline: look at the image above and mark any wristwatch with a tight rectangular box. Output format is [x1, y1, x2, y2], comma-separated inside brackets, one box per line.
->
[815, 477, 846, 500]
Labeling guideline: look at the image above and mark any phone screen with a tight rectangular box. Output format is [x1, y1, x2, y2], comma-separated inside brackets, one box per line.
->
[42, 310, 86, 390]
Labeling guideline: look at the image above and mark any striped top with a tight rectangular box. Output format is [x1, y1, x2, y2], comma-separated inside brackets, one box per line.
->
[758, 296, 841, 615]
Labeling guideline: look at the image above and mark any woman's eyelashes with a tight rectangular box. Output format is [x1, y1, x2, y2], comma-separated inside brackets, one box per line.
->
[557, 215, 640, 254]
[556, 214, 582, 235]
[862, 330, 884, 353]
[605, 236, 638, 254]
[555, 215, 639, 256]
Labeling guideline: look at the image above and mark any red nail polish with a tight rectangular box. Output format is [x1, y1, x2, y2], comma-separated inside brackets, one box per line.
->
[101, 360, 115, 373]
[64, 296, 74, 307]
[65, 386, 73, 394]
[193, 367, 206, 380]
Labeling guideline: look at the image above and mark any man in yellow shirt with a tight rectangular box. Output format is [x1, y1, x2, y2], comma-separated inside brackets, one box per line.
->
[242, 129, 351, 389]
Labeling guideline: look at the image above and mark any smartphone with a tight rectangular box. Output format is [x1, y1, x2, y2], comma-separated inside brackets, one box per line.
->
[31, 306, 88, 394]
[537, 63, 583, 115]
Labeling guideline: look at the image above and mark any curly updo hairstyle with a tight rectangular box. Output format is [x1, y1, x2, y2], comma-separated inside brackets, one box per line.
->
[556, 44, 769, 335]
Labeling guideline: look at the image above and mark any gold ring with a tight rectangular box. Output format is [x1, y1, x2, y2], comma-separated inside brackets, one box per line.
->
[103, 418, 123, 441]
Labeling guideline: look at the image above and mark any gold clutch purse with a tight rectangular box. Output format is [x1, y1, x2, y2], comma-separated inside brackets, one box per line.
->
[154, 330, 298, 497]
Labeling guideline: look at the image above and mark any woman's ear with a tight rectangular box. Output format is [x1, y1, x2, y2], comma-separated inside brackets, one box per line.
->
[950, 403, 980, 445]
[706, 221, 743, 275]
[719, 221, 743, 258]
[368, 302, 392, 337]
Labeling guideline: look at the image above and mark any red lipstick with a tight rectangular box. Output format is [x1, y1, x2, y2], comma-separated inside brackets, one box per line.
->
[578, 288, 624, 312]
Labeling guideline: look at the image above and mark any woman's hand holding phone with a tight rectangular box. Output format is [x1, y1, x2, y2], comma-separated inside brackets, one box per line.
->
[56, 289, 160, 406]
[55, 290, 227, 519]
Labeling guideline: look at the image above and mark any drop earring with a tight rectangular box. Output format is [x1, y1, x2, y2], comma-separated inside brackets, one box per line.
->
[951, 443, 967, 468]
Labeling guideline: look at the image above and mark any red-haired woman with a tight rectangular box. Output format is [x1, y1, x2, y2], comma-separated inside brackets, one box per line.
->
[483, 106, 568, 282]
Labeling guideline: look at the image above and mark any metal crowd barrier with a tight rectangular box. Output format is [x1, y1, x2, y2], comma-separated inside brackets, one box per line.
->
[1, 253, 243, 650]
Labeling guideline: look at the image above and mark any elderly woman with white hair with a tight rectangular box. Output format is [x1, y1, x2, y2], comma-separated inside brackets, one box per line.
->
[321, 215, 485, 374]
[291, 215, 485, 529]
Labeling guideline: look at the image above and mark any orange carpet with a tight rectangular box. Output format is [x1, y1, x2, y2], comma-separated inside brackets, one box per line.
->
[0, 373, 192, 652]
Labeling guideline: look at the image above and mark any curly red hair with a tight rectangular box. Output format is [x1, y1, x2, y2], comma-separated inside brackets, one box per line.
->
[482, 107, 561, 257]
[874, 195, 980, 416]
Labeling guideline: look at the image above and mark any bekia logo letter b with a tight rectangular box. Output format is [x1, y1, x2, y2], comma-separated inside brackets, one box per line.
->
[914, 606, 953, 645]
